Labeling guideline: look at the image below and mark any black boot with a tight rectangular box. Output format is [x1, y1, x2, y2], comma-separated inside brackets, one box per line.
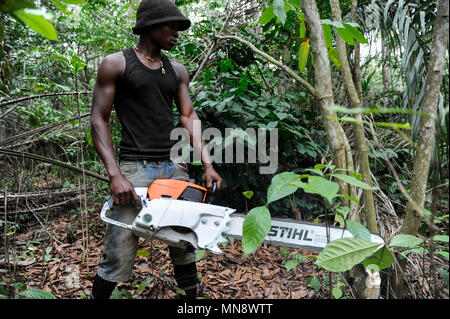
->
[173, 262, 198, 299]
[90, 274, 118, 299]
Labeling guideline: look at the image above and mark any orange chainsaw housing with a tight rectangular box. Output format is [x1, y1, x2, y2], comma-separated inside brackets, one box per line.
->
[147, 179, 208, 203]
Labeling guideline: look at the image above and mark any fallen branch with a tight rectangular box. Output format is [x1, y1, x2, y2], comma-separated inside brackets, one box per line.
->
[0, 91, 92, 108]
[5, 195, 82, 215]
[0, 91, 92, 119]
[0, 186, 94, 201]
[0, 148, 109, 182]
[0, 113, 90, 147]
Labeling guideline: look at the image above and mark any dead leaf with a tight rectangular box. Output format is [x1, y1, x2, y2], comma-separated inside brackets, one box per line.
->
[261, 268, 272, 280]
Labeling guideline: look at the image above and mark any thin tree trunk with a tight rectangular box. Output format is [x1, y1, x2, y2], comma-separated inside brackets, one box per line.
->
[330, 0, 378, 232]
[381, 38, 391, 93]
[301, 0, 353, 205]
[352, 0, 363, 99]
[400, 0, 448, 235]
[394, 0, 449, 298]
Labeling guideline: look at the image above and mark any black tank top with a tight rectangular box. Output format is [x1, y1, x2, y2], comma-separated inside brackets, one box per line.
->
[113, 47, 178, 161]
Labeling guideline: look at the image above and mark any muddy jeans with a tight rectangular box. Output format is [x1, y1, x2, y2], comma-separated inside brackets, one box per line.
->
[97, 159, 196, 283]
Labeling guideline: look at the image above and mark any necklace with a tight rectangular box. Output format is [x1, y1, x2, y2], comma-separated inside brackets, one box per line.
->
[134, 46, 165, 75]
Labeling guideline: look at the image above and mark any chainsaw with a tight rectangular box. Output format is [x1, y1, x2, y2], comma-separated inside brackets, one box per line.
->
[100, 179, 384, 254]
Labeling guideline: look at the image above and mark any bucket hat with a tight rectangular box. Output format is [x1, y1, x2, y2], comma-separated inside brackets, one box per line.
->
[132, 0, 191, 35]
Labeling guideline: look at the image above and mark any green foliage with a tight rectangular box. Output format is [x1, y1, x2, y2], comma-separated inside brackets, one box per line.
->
[136, 276, 156, 293]
[1, 0, 448, 300]
[242, 165, 376, 255]
[12, 8, 58, 40]
[300, 175, 340, 204]
[283, 254, 307, 271]
[18, 289, 57, 299]
[242, 206, 271, 255]
[389, 234, 424, 248]
[298, 38, 309, 73]
[195, 249, 206, 261]
[305, 275, 321, 293]
[316, 238, 383, 272]
[332, 286, 343, 299]
[266, 172, 299, 204]
[363, 245, 394, 272]
[242, 190, 254, 200]
[1, 0, 85, 40]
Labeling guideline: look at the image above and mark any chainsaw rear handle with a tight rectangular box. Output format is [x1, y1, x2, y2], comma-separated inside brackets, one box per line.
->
[100, 198, 134, 231]
[205, 181, 217, 204]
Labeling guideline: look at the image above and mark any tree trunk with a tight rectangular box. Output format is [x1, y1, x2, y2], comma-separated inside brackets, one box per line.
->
[301, 0, 354, 207]
[329, 0, 378, 233]
[381, 35, 391, 92]
[393, 0, 449, 298]
[352, 0, 363, 100]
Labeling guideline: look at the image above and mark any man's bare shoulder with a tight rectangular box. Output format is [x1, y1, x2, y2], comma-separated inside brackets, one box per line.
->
[98, 51, 125, 79]
[169, 58, 189, 83]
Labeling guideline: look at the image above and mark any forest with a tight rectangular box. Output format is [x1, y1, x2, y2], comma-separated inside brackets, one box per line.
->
[0, 0, 448, 300]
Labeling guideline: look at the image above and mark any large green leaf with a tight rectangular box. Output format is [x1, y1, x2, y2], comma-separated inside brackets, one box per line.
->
[316, 238, 383, 272]
[322, 24, 332, 48]
[335, 27, 355, 46]
[332, 173, 378, 190]
[389, 234, 424, 248]
[433, 235, 449, 243]
[242, 206, 271, 255]
[343, 23, 368, 44]
[302, 176, 339, 204]
[258, 4, 274, 24]
[13, 8, 58, 40]
[266, 172, 299, 204]
[19, 289, 57, 299]
[298, 39, 310, 73]
[299, 20, 306, 38]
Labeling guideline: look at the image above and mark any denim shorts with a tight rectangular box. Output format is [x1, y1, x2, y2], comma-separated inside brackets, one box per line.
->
[97, 159, 197, 283]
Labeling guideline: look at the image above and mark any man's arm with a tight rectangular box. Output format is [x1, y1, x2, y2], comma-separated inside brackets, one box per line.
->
[90, 53, 139, 207]
[173, 61, 223, 191]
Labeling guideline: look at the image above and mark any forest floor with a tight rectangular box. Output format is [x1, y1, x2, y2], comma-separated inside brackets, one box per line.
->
[0, 204, 331, 300]
[1, 197, 448, 299]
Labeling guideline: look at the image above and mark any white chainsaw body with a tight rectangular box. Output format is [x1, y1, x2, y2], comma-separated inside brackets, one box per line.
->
[100, 187, 235, 254]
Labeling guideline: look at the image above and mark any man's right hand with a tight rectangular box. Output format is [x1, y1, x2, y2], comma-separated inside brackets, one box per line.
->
[109, 174, 141, 210]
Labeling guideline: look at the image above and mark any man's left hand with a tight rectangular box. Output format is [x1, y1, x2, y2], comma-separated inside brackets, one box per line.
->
[204, 165, 223, 191]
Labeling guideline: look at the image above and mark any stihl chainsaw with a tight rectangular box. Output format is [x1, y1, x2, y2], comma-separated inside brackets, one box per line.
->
[100, 179, 384, 254]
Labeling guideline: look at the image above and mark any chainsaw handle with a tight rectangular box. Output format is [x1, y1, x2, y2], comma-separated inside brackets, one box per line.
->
[100, 198, 134, 231]
[205, 182, 217, 204]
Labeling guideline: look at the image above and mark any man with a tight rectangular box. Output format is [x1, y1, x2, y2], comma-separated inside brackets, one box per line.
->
[90, 0, 222, 299]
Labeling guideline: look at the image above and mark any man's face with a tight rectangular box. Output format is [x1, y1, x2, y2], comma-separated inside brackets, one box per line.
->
[146, 22, 180, 50]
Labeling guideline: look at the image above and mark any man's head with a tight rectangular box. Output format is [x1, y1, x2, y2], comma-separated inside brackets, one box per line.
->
[132, 0, 191, 35]
[138, 21, 181, 51]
